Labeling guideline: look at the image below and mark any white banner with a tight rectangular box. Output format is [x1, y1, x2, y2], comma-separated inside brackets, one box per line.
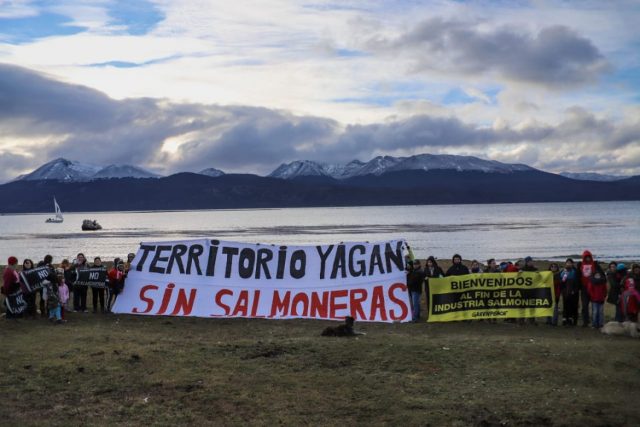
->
[112, 238, 411, 322]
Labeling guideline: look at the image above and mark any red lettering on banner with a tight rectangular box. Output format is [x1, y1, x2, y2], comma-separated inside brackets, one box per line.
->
[157, 283, 175, 315]
[169, 288, 197, 316]
[388, 283, 409, 321]
[232, 290, 249, 316]
[291, 293, 309, 316]
[133, 284, 158, 313]
[270, 290, 291, 317]
[370, 286, 388, 321]
[349, 289, 367, 320]
[330, 290, 348, 319]
[250, 290, 261, 317]
[215, 289, 233, 315]
[310, 291, 328, 318]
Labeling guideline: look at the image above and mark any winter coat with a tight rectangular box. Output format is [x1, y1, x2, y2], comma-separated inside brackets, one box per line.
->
[588, 273, 608, 303]
[620, 274, 640, 318]
[606, 271, 624, 305]
[552, 272, 562, 300]
[576, 250, 604, 291]
[108, 268, 126, 294]
[2, 267, 20, 295]
[406, 268, 426, 294]
[560, 267, 580, 298]
[59, 282, 70, 305]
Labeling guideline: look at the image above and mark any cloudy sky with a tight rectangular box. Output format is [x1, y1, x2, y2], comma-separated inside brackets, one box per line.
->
[0, 0, 639, 181]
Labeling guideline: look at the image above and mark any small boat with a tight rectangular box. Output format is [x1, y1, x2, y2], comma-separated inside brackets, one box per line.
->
[82, 219, 102, 231]
[45, 197, 64, 223]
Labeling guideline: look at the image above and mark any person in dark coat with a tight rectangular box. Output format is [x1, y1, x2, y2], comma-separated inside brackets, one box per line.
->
[21, 259, 37, 318]
[560, 258, 580, 326]
[406, 259, 426, 322]
[72, 253, 89, 312]
[423, 256, 444, 320]
[606, 262, 626, 322]
[446, 254, 469, 276]
[521, 256, 538, 272]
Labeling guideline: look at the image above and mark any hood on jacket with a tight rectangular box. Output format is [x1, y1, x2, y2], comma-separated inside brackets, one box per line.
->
[452, 253, 462, 263]
[582, 250, 594, 264]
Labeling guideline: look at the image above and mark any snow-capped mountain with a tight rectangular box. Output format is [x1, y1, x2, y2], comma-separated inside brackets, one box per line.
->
[198, 168, 226, 178]
[16, 158, 160, 181]
[18, 158, 102, 182]
[560, 172, 626, 182]
[269, 154, 534, 180]
[92, 164, 160, 179]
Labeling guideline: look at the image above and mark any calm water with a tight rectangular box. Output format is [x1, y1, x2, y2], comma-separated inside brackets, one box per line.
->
[0, 201, 638, 263]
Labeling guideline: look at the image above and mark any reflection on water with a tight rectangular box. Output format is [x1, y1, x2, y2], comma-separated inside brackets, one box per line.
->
[0, 201, 638, 262]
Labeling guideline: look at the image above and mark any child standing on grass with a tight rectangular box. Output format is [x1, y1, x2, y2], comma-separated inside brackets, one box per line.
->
[43, 278, 64, 324]
[56, 269, 70, 321]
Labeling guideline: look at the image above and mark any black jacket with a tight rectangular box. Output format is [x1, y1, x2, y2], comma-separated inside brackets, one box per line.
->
[406, 268, 426, 294]
[446, 263, 469, 277]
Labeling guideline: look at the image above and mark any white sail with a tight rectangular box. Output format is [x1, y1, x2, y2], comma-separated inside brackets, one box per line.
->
[46, 197, 64, 223]
[54, 197, 63, 220]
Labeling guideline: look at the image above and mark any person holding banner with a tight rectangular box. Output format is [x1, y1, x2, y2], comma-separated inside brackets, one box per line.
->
[2, 256, 22, 319]
[72, 253, 89, 313]
[107, 258, 126, 313]
[424, 256, 444, 321]
[37, 255, 54, 318]
[91, 257, 107, 313]
[406, 259, 426, 322]
[547, 263, 562, 326]
[21, 259, 37, 318]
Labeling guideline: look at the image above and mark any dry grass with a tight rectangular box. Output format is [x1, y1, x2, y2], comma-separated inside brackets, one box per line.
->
[1, 303, 639, 426]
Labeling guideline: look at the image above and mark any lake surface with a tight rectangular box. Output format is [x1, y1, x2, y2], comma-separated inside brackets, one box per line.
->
[0, 201, 638, 263]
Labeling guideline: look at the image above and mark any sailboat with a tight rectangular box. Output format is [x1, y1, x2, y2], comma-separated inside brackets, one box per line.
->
[45, 197, 64, 223]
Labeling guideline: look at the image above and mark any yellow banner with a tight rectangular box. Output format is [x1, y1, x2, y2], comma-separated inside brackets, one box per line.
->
[428, 272, 554, 322]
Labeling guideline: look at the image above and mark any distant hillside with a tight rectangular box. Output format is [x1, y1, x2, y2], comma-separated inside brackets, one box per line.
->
[1, 169, 639, 214]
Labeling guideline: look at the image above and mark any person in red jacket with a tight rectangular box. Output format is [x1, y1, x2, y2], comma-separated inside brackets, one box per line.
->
[106, 259, 126, 313]
[2, 256, 21, 319]
[576, 250, 604, 327]
[620, 264, 640, 322]
[588, 268, 607, 328]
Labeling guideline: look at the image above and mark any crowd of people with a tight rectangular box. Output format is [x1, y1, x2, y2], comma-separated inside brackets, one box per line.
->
[1, 253, 134, 323]
[2, 249, 640, 328]
[405, 250, 640, 327]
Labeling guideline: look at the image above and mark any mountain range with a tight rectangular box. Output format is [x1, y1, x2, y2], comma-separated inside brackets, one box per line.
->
[12, 155, 632, 183]
[1, 154, 638, 213]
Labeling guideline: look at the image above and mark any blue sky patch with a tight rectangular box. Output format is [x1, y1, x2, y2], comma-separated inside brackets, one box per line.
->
[107, 0, 164, 35]
[0, 12, 86, 44]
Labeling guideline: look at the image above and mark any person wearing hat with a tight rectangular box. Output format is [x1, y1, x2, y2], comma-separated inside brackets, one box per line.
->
[2, 256, 21, 319]
[606, 262, 626, 322]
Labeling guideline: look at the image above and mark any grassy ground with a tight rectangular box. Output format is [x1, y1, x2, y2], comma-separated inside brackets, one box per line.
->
[1, 303, 639, 426]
